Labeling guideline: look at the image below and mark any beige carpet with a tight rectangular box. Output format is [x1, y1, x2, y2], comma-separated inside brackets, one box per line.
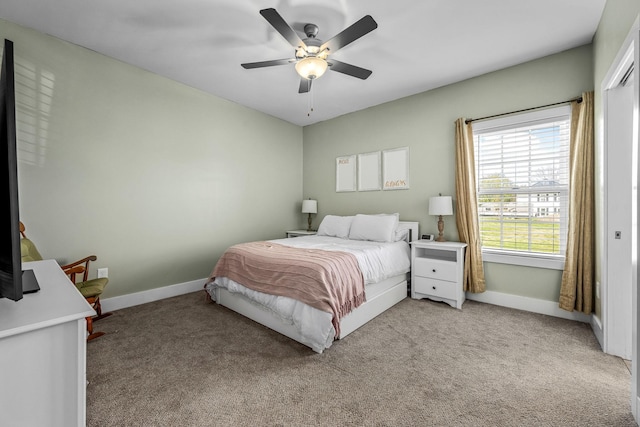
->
[87, 292, 636, 426]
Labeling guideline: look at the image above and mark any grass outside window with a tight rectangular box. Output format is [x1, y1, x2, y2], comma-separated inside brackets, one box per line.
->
[479, 215, 563, 254]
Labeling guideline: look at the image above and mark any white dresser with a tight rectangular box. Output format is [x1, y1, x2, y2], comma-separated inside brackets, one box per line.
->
[410, 240, 467, 309]
[0, 259, 95, 427]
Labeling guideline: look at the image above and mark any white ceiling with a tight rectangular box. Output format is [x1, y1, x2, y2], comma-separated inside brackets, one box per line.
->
[0, 0, 606, 126]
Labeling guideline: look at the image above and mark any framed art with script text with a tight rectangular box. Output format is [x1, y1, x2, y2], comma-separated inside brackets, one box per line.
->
[336, 155, 356, 192]
[382, 147, 409, 190]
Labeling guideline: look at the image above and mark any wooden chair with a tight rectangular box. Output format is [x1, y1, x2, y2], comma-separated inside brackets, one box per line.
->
[19, 222, 111, 341]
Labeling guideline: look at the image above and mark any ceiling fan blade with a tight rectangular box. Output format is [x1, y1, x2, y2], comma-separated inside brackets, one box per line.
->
[298, 78, 312, 94]
[328, 60, 372, 80]
[260, 8, 307, 50]
[320, 15, 377, 53]
[241, 58, 296, 69]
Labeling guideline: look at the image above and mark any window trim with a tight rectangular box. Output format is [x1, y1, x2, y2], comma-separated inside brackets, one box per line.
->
[473, 105, 571, 268]
[472, 105, 571, 133]
[482, 248, 565, 270]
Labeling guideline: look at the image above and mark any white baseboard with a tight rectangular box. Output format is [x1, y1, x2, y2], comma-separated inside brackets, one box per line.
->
[591, 314, 604, 349]
[466, 290, 592, 323]
[102, 280, 594, 326]
[101, 278, 206, 312]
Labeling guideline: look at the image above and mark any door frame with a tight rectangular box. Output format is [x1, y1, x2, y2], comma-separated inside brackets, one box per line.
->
[601, 16, 639, 420]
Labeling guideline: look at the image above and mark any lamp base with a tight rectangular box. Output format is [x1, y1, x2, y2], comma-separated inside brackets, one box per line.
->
[307, 213, 313, 232]
[436, 215, 446, 242]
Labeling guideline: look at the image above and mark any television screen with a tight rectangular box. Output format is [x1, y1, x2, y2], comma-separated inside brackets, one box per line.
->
[0, 39, 24, 301]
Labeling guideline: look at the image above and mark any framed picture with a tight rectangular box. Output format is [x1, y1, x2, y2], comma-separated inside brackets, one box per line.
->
[357, 151, 381, 191]
[336, 155, 356, 192]
[382, 147, 410, 190]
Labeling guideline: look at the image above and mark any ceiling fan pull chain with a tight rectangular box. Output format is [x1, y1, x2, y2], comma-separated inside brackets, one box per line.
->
[307, 89, 314, 117]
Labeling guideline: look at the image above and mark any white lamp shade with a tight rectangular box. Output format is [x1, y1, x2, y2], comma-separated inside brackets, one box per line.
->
[302, 199, 318, 214]
[295, 57, 328, 80]
[429, 196, 453, 216]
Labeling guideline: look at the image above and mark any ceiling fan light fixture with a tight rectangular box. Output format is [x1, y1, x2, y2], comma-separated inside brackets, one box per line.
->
[295, 56, 328, 80]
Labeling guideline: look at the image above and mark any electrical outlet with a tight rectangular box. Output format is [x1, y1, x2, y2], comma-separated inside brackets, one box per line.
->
[97, 268, 108, 278]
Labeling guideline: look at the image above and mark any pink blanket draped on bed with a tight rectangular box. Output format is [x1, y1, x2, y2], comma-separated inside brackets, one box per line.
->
[207, 241, 365, 336]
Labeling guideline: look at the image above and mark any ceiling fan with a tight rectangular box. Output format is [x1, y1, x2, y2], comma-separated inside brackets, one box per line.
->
[241, 8, 378, 94]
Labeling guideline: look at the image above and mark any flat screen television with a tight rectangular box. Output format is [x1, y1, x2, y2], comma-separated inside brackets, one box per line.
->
[0, 39, 39, 301]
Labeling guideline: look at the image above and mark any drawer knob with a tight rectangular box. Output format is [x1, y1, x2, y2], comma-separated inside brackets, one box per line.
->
[432, 269, 436, 273]
[432, 286, 436, 290]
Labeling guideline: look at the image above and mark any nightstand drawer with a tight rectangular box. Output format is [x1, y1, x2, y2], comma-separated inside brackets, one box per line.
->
[414, 277, 457, 300]
[413, 257, 457, 281]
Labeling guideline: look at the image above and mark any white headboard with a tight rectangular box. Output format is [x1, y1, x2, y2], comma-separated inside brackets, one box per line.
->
[398, 221, 419, 243]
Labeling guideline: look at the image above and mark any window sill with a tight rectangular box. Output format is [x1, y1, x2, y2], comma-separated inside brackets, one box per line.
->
[482, 250, 565, 270]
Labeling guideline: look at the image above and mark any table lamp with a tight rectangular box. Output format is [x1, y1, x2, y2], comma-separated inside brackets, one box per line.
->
[429, 195, 453, 242]
[302, 199, 318, 231]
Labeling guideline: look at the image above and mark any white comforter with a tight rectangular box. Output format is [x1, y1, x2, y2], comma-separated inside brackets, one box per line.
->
[268, 235, 410, 284]
[205, 236, 410, 353]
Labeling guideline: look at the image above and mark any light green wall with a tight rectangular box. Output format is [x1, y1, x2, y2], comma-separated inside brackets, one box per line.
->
[594, 0, 639, 85]
[592, 0, 640, 318]
[0, 18, 302, 298]
[304, 45, 593, 301]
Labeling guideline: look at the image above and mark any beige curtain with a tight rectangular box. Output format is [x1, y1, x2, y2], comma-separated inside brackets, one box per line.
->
[454, 118, 486, 293]
[559, 92, 594, 313]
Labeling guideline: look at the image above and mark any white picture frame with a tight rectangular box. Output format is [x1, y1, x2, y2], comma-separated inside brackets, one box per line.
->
[336, 155, 356, 192]
[357, 151, 381, 191]
[382, 147, 410, 190]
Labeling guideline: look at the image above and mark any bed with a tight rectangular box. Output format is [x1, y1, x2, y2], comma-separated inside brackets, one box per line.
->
[204, 214, 418, 353]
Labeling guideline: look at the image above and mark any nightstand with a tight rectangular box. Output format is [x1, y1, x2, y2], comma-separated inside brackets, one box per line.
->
[285, 230, 317, 238]
[411, 240, 467, 309]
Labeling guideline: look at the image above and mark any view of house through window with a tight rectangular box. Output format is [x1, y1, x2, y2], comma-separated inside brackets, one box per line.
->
[473, 106, 570, 260]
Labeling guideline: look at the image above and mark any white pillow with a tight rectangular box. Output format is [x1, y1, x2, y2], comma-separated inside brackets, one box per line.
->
[316, 215, 353, 238]
[394, 227, 410, 242]
[348, 214, 399, 243]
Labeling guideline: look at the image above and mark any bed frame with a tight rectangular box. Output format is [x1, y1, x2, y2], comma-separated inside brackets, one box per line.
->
[211, 221, 419, 350]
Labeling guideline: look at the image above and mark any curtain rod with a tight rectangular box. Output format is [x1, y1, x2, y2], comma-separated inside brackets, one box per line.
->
[465, 96, 583, 125]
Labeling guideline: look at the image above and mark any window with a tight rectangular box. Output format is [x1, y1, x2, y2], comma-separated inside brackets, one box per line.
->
[473, 106, 570, 269]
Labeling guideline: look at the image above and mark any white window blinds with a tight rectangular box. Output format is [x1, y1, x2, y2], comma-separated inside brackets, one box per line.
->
[473, 106, 570, 257]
